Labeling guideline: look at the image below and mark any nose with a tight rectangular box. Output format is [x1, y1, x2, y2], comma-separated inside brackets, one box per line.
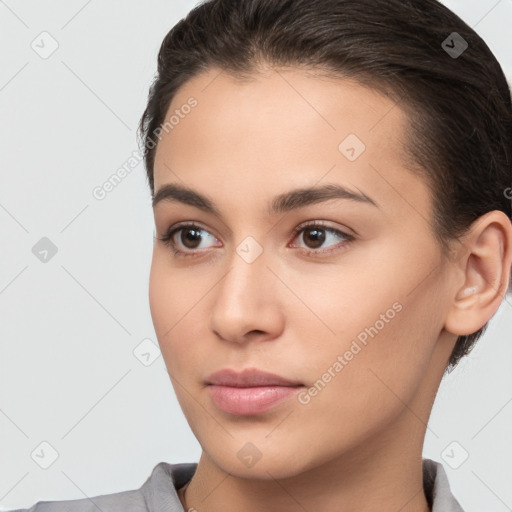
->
[208, 246, 285, 344]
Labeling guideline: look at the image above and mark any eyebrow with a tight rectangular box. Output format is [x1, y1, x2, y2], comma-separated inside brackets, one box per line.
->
[152, 182, 379, 215]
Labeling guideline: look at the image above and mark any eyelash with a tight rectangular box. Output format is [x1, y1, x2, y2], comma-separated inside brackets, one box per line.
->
[157, 221, 355, 258]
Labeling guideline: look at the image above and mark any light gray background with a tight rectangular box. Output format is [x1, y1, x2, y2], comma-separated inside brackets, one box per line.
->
[0, 0, 511, 510]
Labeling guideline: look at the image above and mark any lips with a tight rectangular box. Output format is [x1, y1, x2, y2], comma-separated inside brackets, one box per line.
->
[205, 367, 302, 387]
[205, 368, 304, 415]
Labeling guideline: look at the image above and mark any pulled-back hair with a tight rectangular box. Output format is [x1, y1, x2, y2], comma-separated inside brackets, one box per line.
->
[138, 0, 512, 371]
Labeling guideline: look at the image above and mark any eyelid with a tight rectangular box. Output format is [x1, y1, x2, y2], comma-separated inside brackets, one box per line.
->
[291, 219, 357, 238]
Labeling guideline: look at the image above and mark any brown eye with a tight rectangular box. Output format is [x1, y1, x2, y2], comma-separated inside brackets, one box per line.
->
[301, 227, 326, 249]
[179, 227, 204, 249]
[290, 222, 355, 254]
[158, 223, 221, 257]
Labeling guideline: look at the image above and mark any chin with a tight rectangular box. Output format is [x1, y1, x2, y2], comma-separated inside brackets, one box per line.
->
[206, 441, 316, 481]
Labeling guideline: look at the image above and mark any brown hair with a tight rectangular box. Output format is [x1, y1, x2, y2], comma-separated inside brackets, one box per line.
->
[138, 0, 512, 371]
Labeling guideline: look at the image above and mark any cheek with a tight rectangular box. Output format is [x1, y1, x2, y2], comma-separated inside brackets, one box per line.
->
[148, 250, 199, 335]
[285, 251, 442, 415]
[304, 278, 443, 414]
[149, 251, 210, 374]
[148, 254, 171, 338]
[277, 258, 402, 356]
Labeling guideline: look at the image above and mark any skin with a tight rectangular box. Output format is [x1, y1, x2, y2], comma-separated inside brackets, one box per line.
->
[148, 65, 512, 512]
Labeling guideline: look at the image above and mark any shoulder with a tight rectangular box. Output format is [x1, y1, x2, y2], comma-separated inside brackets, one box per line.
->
[422, 458, 465, 512]
[6, 461, 198, 512]
[8, 487, 146, 512]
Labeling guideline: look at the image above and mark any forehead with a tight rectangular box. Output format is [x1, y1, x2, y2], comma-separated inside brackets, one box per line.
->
[164, 66, 402, 138]
[152, 66, 430, 222]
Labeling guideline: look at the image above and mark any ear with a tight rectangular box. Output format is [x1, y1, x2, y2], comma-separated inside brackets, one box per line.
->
[444, 210, 512, 336]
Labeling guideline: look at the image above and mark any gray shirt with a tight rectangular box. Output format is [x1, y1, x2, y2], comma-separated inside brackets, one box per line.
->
[8, 458, 464, 511]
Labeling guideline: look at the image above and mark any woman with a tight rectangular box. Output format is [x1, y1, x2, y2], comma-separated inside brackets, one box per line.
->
[11, 0, 512, 510]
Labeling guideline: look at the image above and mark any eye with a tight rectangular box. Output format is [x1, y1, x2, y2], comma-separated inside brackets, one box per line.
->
[157, 223, 221, 257]
[289, 221, 354, 255]
[156, 220, 355, 258]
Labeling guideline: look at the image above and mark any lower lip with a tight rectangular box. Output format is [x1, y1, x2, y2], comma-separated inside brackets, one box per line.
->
[207, 385, 302, 415]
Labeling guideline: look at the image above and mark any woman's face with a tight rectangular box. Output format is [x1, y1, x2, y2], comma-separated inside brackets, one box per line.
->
[149, 66, 457, 478]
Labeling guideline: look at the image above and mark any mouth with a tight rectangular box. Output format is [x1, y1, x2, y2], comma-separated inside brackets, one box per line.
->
[205, 368, 304, 416]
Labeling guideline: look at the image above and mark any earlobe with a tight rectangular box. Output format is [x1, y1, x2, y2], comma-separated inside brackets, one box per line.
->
[444, 211, 512, 336]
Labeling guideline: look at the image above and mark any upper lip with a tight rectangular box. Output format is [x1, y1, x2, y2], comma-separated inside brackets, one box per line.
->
[205, 368, 302, 387]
